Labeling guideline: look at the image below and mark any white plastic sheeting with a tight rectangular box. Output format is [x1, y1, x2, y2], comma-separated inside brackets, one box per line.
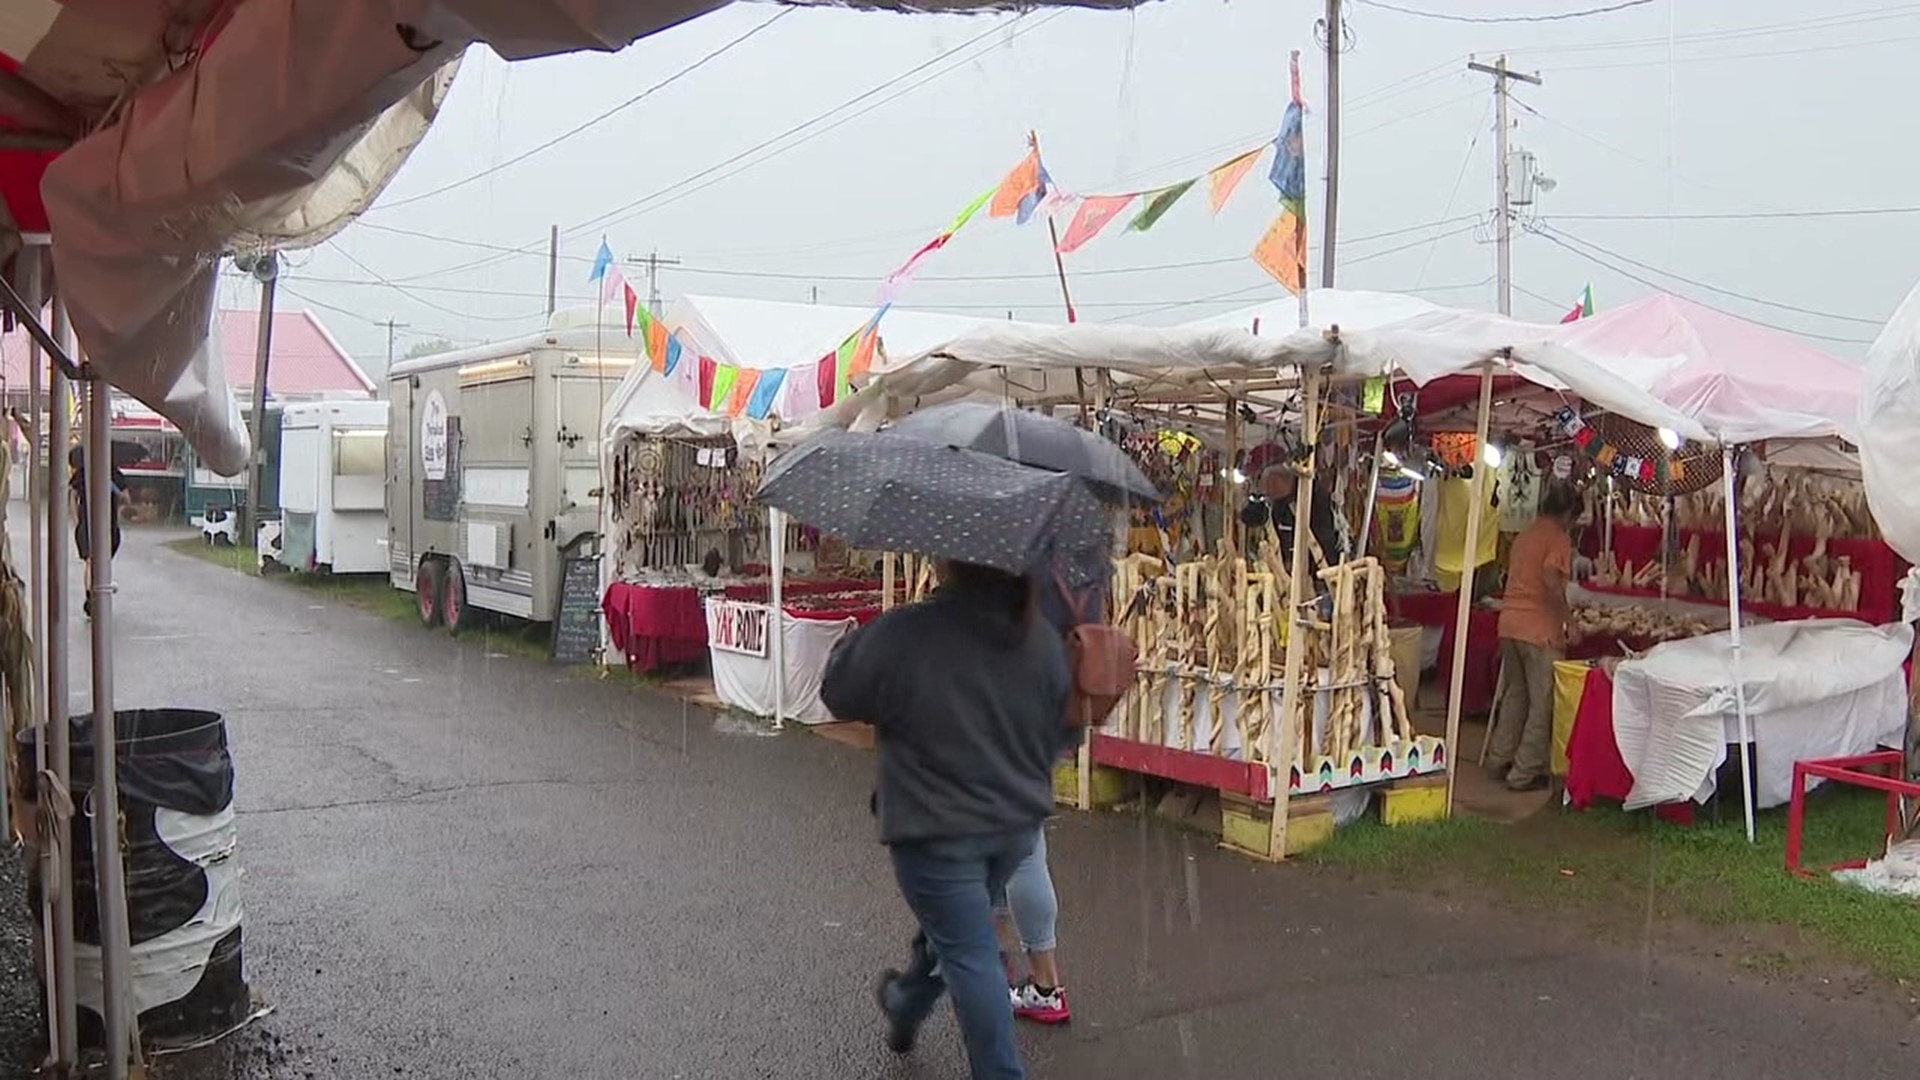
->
[828, 303, 1715, 441]
[1610, 620, 1911, 811]
[1833, 839, 1920, 899]
[1188, 289, 1445, 335]
[1860, 280, 1920, 564]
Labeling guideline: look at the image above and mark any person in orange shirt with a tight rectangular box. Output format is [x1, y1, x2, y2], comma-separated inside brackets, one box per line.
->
[1486, 482, 1579, 791]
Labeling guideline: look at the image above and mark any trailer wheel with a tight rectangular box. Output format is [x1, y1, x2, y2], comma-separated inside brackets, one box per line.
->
[443, 559, 473, 636]
[416, 559, 445, 628]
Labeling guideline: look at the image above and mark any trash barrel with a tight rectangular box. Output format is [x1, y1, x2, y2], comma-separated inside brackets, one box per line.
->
[18, 709, 249, 1050]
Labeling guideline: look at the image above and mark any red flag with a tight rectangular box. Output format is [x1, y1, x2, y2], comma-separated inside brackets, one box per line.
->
[816, 352, 836, 406]
[1056, 194, 1137, 255]
[623, 284, 641, 342]
[699, 355, 717, 408]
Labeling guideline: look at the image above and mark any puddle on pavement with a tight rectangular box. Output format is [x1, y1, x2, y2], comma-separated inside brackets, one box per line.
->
[711, 710, 779, 738]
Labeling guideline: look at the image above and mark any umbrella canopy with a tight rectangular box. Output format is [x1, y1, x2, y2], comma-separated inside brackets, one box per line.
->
[888, 401, 1160, 503]
[758, 430, 1110, 576]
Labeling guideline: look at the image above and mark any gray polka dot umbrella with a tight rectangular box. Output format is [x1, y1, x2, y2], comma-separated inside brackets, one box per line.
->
[758, 429, 1112, 577]
[888, 401, 1161, 504]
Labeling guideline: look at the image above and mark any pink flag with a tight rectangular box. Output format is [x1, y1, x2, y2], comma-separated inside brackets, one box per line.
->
[601, 264, 626, 305]
[1056, 194, 1137, 255]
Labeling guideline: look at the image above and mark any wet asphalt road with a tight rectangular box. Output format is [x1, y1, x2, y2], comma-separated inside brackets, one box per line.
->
[28, 527, 1918, 1078]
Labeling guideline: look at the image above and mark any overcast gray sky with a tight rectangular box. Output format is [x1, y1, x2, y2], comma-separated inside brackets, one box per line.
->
[221, 0, 1920, 377]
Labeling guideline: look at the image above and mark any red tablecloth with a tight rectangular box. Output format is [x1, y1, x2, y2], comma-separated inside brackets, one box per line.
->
[1585, 524, 1904, 625]
[602, 578, 886, 673]
[1391, 590, 1501, 715]
[1563, 666, 1696, 825]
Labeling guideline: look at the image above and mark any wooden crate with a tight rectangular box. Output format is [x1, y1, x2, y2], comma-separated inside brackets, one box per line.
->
[1381, 774, 1449, 827]
[1219, 793, 1334, 859]
[1054, 760, 1133, 810]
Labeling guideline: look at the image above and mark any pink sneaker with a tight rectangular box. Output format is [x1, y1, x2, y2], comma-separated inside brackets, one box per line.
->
[1012, 981, 1071, 1025]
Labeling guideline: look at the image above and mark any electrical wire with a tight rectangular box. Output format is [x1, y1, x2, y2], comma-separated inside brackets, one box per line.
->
[566, 11, 1066, 239]
[1414, 95, 1493, 289]
[1532, 223, 1887, 326]
[1545, 206, 1920, 221]
[1352, 0, 1657, 25]
[1495, 2, 1920, 59]
[374, 9, 795, 213]
[1523, 226, 1878, 344]
[321, 241, 547, 323]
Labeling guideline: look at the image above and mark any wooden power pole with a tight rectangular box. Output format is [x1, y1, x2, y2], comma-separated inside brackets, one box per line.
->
[1320, 0, 1344, 288]
[1468, 56, 1541, 316]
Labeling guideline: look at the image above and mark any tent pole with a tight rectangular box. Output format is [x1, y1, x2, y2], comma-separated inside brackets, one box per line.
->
[1721, 446, 1757, 844]
[44, 295, 78, 1070]
[1267, 367, 1322, 860]
[85, 374, 138, 1076]
[1443, 363, 1496, 815]
[769, 508, 786, 730]
[1356, 433, 1383, 561]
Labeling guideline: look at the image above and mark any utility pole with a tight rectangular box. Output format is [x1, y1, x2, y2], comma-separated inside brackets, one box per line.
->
[239, 251, 280, 545]
[546, 224, 559, 318]
[1468, 56, 1541, 316]
[385, 318, 410, 372]
[1320, 0, 1344, 288]
[632, 249, 682, 319]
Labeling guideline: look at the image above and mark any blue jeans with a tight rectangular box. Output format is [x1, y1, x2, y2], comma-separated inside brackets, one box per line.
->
[883, 827, 1039, 1080]
[991, 827, 1058, 953]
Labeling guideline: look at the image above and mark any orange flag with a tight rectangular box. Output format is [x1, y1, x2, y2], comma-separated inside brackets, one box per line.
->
[726, 368, 763, 417]
[989, 150, 1042, 218]
[1208, 148, 1264, 215]
[1251, 208, 1307, 294]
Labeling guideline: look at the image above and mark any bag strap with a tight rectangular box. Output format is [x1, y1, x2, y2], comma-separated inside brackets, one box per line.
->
[1054, 571, 1093, 625]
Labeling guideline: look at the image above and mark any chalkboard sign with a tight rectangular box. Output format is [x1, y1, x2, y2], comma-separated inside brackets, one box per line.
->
[423, 416, 462, 522]
[551, 555, 601, 664]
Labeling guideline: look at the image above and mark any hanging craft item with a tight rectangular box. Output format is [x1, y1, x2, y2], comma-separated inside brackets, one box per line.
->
[1552, 407, 1720, 495]
[1372, 472, 1420, 572]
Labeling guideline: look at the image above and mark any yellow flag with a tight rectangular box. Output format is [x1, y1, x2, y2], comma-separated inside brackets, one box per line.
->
[1251, 208, 1307, 294]
[1207, 148, 1263, 215]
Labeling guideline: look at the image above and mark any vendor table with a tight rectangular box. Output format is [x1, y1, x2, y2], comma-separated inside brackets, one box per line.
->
[1391, 590, 1500, 715]
[602, 577, 874, 673]
[1587, 524, 1905, 625]
[1561, 662, 1733, 826]
[705, 591, 888, 724]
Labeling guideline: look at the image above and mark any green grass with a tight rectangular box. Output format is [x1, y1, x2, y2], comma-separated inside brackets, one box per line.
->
[1307, 784, 1920, 986]
[163, 536, 558, 657]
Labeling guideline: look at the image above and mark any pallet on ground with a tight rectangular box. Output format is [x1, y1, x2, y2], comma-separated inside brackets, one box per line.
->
[1220, 792, 1335, 858]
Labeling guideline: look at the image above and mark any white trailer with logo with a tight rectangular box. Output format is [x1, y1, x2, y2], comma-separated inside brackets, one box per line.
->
[386, 310, 635, 633]
[271, 399, 390, 574]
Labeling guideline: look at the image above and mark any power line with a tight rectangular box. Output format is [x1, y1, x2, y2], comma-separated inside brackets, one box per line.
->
[386, 11, 1055, 283]
[373, 9, 794, 212]
[1523, 226, 1877, 344]
[322, 241, 546, 323]
[1415, 95, 1493, 288]
[1545, 206, 1920, 222]
[565, 12, 1063, 238]
[1531, 223, 1886, 325]
[1352, 0, 1657, 24]
[1498, 2, 1920, 59]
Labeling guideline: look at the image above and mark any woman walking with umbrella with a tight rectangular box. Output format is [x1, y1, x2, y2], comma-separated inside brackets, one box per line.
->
[764, 430, 1120, 1080]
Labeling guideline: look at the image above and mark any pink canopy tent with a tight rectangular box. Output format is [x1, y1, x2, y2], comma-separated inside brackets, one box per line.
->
[1551, 293, 1862, 444]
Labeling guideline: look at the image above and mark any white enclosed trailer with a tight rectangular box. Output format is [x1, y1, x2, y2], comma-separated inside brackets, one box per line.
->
[273, 398, 390, 575]
[387, 310, 635, 632]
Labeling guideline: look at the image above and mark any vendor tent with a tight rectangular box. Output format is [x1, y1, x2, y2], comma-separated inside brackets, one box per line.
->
[1859, 281, 1920, 564]
[1551, 293, 1862, 444]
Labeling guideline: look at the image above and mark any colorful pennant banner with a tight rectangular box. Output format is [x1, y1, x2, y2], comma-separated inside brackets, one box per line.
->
[1553, 406, 1686, 485]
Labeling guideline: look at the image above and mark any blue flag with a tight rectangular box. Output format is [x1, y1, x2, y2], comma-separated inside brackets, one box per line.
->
[589, 238, 614, 283]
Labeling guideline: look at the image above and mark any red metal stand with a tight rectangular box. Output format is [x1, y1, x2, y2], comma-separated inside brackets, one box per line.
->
[1784, 751, 1920, 877]
[1089, 734, 1274, 802]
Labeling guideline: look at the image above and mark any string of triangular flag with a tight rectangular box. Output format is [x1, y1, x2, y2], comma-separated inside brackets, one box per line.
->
[588, 241, 884, 424]
[919, 51, 1313, 296]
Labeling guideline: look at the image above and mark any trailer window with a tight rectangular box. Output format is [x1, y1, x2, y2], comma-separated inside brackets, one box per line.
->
[332, 430, 385, 477]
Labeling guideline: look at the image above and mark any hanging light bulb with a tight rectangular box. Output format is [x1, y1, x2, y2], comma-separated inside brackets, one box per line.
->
[1657, 427, 1683, 451]
[1481, 439, 1504, 469]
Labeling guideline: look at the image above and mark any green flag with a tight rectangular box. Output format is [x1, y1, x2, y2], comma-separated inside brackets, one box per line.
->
[1127, 178, 1199, 232]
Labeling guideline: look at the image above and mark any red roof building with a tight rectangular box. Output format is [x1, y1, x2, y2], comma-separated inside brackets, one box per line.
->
[0, 308, 373, 403]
